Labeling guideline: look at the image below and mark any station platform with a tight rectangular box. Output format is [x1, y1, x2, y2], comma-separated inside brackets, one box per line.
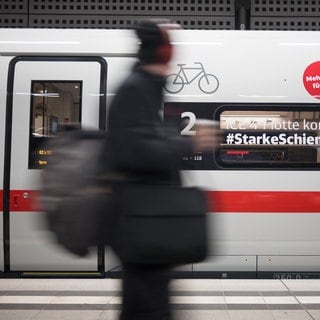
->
[1, 278, 320, 319]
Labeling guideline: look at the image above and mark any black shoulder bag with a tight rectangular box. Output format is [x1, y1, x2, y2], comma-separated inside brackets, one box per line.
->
[112, 184, 208, 265]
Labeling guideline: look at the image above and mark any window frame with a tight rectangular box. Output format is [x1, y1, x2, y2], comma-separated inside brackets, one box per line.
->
[215, 103, 320, 170]
[28, 80, 83, 169]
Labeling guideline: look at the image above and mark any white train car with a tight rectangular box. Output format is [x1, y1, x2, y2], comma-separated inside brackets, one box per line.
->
[1, 28, 320, 278]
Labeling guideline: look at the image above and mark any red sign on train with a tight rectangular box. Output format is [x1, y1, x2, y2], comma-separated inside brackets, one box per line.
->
[303, 61, 320, 99]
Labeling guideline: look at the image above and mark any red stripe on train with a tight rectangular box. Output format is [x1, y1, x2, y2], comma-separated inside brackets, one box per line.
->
[8, 190, 41, 212]
[2, 190, 320, 213]
[207, 191, 320, 213]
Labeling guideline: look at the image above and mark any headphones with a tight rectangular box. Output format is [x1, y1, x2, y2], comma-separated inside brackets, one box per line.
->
[155, 29, 173, 64]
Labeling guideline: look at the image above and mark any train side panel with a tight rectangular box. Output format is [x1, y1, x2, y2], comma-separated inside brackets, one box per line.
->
[1, 29, 320, 276]
[166, 30, 320, 276]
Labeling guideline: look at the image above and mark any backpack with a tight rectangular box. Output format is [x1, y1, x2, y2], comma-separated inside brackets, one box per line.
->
[41, 125, 116, 256]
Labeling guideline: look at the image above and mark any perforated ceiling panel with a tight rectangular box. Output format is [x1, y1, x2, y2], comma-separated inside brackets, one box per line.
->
[0, 0, 28, 27]
[29, 0, 235, 16]
[252, 17, 320, 31]
[0, 0, 27, 13]
[251, 0, 320, 30]
[29, 14, 234, 30]
[0, 14, 28, 27]
[252, 0, 320, 16]
[2, 0, 320, 30]
[27, 0, 235, 29]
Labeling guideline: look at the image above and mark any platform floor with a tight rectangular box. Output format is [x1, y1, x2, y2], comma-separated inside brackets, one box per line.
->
[1, 278, 320, 319]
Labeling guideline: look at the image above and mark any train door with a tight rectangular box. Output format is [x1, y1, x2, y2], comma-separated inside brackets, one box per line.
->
[3, 56, 107, 273]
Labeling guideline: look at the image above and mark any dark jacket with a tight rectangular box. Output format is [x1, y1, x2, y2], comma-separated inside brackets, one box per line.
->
[107, 64, 193, 185]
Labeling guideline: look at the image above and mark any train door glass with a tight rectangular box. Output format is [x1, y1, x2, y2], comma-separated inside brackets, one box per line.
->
[29, 81, 82, 169]
[5, 57, 106, 272]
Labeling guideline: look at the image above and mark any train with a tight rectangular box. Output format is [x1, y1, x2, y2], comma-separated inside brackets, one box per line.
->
[1, 28, 320, 278]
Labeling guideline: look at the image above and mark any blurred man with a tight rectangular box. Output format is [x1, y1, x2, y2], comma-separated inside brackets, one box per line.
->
[108, 19, 220, 320]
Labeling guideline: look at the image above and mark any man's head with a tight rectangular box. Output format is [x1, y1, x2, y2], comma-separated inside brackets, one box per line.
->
[135, 19, 180, 66]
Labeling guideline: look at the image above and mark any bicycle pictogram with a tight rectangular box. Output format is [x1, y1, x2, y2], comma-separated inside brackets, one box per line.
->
[164, 62, 219, 94]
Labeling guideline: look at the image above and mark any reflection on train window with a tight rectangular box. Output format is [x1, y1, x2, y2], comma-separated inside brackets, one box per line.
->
[29, 81, 82, 169]
[218, 110, 320, 168]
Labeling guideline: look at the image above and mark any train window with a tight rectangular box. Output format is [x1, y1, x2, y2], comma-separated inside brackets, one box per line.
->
[218, 109, 320, 169]
[29, 81, 82, 169]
